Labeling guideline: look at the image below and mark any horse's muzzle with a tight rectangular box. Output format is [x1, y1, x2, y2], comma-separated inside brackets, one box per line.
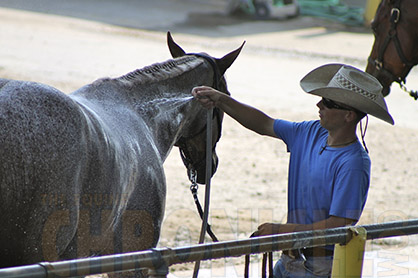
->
[195, 152, 219, 184]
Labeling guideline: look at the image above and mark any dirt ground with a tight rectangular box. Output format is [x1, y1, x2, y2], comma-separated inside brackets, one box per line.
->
[1, 2, 418, 277]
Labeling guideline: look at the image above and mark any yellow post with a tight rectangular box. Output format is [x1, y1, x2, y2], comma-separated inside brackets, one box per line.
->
[364, 0, 381, 25]
[331, 227, 367, 278]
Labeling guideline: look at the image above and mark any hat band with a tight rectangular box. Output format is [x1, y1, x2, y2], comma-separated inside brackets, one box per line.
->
[333, 72, 378, 101]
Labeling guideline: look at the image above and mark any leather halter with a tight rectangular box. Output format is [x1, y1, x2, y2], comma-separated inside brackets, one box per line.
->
[174, 53, 224, 179]
[176, 110, 222, 174]
[368, 0, 416, 86]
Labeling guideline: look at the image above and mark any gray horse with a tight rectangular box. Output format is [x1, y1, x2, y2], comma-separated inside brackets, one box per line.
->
[0, 32, 243, 276]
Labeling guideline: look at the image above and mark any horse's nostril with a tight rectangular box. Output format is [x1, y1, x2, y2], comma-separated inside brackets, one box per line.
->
[382, 86, 391, 97]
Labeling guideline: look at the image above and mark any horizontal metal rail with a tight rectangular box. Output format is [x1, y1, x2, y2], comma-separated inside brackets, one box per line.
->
[1, 219, 418, 278]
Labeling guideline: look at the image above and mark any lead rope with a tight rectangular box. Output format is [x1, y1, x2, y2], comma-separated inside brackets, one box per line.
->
[189, 170, 219, 242]
[192, 108, 215, 278]
[244, 233, 273, 278]
[399, 81, 418, 100]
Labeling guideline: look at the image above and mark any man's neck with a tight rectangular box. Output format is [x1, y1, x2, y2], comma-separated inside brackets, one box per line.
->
[327, 127, 357, 147]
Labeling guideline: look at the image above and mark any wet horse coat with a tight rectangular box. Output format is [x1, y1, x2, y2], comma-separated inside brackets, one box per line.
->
[0, 34, 243, 269]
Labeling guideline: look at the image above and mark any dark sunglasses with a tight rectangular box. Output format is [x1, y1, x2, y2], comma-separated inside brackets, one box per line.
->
[321, 98, 352, 111]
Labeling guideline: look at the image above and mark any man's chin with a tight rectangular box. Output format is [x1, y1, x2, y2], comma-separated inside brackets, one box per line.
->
[319, 119, 328, 130]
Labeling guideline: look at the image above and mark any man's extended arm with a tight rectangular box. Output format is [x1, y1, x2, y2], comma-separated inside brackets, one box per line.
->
[192, 86, 277, 137]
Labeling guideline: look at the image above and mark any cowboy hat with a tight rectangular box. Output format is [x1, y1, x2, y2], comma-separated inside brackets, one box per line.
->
[300, 63, 394, 125]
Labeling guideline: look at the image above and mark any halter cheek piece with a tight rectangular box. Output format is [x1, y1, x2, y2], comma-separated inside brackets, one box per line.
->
[174, 53, 224, 178]
[368, 0, 418, 99]
[175, 111, 222, 175]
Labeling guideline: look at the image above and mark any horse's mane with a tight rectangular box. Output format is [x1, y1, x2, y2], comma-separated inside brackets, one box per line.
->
[117, 56, 199, 84]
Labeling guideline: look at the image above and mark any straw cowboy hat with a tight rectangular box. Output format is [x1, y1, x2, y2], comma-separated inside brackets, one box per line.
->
[300, 63, 394, 125]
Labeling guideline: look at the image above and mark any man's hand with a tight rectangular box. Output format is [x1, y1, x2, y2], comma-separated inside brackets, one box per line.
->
[252, 223, 291, 237]
[192, 86, 223, 109]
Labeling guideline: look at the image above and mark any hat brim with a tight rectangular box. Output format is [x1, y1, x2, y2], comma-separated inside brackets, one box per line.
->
[300, 64, 394, 125]
[308, 87, 394, 124]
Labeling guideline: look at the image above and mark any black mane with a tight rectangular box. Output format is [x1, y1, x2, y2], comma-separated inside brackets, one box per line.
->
[118, 56, 198, 82]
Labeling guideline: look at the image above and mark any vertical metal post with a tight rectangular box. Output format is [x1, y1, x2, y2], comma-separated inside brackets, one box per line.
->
[331, 227, 367, 278]
[364, 0, 380, 25]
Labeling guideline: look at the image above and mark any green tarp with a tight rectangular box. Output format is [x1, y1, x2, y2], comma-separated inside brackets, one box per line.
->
[297, 0, 365, 25]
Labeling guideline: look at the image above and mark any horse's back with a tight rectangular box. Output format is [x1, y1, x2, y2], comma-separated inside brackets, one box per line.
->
[0, 79, 87, 267]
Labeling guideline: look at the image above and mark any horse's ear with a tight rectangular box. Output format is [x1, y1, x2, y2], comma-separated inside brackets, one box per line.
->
[167, 32, 186, 58]
[216, 41, 246, 75]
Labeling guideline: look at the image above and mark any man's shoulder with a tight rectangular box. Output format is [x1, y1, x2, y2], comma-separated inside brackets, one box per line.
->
[337, 142, 371, 171]
[297, 120, 325, 135]
[274, 119, 325, 145]
[275, 119, 321, 130]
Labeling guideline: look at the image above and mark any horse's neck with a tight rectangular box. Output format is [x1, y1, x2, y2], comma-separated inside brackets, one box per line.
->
[120, 57, 212, 160]
[137, 93, 200, 160]
[72, 56, 211, 161]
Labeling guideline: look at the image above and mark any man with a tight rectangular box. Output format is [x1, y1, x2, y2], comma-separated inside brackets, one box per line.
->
[192, 64, 393, 277]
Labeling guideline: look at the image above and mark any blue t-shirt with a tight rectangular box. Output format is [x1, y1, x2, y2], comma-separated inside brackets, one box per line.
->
[273, 119, 370, 225]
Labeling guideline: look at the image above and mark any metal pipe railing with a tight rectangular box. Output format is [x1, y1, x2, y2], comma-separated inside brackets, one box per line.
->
[1, 219, 418, 278]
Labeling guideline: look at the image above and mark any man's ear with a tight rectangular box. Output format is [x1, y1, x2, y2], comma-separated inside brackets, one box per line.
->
[345, 111, 358, 123]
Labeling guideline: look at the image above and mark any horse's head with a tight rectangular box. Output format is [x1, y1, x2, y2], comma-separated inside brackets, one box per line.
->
[366, 0, 418, 96]
[168, 32, 244, 184]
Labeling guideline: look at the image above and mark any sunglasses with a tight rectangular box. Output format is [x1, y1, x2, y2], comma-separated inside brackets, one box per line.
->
[321, 98, 352, 111]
